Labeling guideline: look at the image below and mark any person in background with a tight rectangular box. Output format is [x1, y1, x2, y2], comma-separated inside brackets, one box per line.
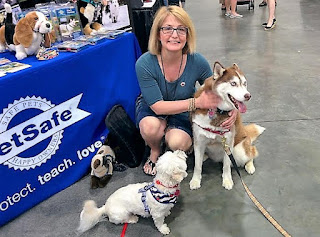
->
[225, 0, 243, 18]
[135, 6, 237, 175]
[162, 0, 168, 6]
[181, 0, 185, 8]
[220, 0, 226, 10]
[168, 0, 181, 7]
[263, 0, 276, 30]
[259, 0, 277, 7]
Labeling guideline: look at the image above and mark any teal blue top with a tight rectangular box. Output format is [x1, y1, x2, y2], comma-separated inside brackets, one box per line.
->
[135, 52, 213, 107]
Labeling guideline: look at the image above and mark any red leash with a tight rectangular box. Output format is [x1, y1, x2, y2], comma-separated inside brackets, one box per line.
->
[120, 223, 128, 237]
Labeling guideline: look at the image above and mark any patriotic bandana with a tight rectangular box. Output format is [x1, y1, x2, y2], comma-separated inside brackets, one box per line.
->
[138, 182, 180, 214]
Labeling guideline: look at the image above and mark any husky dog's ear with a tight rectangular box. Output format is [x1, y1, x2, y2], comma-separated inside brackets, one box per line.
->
[232, 63, 240, 70]
[203, 77, 214, 92]
[213, 62, 226, 80]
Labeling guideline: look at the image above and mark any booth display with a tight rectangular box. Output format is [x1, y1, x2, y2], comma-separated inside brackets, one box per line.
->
[0, 4, 55, 60]
[0, 1, 21, 25]
[76, 0, 106, 35]
[102, 0, 134, 31]
[0, 0, 135, 62]
[0, 32, 142, 227]
[0, 0, 161, 60]
[54, 2, 82, 40]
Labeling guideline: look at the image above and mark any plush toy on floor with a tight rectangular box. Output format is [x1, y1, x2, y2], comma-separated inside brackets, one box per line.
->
[90, 145, 127, 189]
[77, 0, 108, 35]
[78, 150, 188, 235]
[0, 3, 55, 60]
[90, 145, 115, 189]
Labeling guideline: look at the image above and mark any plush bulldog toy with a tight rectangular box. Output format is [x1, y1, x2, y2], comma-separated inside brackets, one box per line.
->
[0, 4, 55, 60]
[77, 0, 108, 35]
[90, 145, 114, 189]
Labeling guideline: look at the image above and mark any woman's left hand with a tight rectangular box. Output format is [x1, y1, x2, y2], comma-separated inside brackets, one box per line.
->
[221, 110, 237, 129]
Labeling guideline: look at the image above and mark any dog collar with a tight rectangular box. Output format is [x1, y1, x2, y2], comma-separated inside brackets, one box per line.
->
[193, 121, 230, 136]
[208, 108, 230, 119]
[216, 108, 231, 115]
[155, 180, 179, 189]
[138, 182, 180, 214]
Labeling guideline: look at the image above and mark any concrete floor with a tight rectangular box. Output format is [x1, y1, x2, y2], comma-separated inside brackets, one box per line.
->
[1, 0, 320, 236]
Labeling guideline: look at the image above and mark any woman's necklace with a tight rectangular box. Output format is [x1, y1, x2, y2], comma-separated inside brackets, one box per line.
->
[160, 53, 183, 101]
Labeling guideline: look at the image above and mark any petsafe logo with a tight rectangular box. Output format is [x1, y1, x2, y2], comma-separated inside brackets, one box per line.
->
[0, 94, 90, 170]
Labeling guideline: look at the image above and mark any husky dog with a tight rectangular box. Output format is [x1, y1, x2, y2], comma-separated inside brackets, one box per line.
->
[189, 62, 265, 190]
[78, 150, 188, 235]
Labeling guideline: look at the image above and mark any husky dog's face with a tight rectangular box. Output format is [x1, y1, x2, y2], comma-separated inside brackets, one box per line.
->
[213, 62, 251, 113]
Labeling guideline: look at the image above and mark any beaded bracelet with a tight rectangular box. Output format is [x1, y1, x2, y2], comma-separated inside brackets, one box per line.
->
[188, 98, 196, 112]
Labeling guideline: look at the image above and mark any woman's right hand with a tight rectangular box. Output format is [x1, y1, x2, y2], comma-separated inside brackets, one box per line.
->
[195, 90, 221, 110]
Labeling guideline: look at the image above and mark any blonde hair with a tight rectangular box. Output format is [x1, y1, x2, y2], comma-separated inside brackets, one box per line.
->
[148, 6, 196, 55]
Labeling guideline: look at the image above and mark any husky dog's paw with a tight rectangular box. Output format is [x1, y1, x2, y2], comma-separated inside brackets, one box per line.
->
[127, 215, 139, 223]
[189, 178, 201, 190]
[245, 162, 255, 174]
[222, 178, 234, 190]
[159, 224, 170, 235]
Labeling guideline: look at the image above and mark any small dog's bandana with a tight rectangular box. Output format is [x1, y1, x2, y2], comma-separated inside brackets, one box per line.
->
[138, 183, 180, 214]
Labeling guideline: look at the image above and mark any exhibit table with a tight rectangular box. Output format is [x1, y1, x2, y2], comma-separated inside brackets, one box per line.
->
[0, 33, 142, 226]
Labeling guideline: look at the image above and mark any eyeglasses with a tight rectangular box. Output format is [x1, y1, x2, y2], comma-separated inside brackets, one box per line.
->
[160, 26, 188, 36]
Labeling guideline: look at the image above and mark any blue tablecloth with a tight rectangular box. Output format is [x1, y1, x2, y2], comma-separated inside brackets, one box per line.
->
[0, 33, 142, 226]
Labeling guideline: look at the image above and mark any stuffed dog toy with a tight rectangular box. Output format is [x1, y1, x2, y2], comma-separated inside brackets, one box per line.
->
[77, 0, 107, 35]
[90, 145, 115, 189]
[78, 150, 188, 235]
[0, 3, 54, 60]
[91, 145, 127, 189]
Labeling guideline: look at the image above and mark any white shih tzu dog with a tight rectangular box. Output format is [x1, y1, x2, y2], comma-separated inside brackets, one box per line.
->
[77, 150, 188, 235]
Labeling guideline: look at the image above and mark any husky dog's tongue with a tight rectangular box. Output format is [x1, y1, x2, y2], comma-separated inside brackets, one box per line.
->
[236, 100, 247, 113]
[229, 95, 247, 113]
